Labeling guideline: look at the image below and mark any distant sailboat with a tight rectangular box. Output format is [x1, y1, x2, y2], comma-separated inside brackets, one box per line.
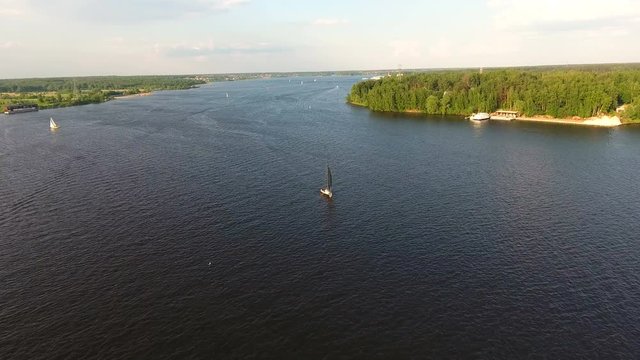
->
[49, 117, 59, 130]
[320, 165, 333, 198]
[226, 92, 229, 98]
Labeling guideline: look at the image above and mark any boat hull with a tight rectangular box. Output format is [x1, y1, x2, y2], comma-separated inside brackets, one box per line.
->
[320, 188, 333, 198]
[469, 112, 490, 121]
[4, 107, 38, 115]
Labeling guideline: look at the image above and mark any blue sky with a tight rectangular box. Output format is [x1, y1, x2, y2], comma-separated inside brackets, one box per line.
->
[1, 0, 639, 78]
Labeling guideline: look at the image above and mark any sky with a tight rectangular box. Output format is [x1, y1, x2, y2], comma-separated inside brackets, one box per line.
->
[1, 0, 639, 78]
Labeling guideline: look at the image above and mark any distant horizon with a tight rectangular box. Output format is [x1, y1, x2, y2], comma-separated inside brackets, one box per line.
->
[2, 61, 640, 81]
[2, 0, 639, 79]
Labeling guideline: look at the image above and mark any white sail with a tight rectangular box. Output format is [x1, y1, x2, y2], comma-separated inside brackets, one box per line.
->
[49, 117, 59, 129]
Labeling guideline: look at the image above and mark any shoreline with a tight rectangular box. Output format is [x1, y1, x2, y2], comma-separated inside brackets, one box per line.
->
[347, 101, 624, 127]
[513, 115, 621, 127]
[112, 92, 153, 100]
[1, 75, 207, 112]
[1, 91, 157, 114]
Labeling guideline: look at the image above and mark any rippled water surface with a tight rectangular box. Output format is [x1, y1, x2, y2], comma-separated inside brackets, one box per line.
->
[2, 77, 640, 358]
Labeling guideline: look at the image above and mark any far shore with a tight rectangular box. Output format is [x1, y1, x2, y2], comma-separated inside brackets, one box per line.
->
[112, 92, 153, 100]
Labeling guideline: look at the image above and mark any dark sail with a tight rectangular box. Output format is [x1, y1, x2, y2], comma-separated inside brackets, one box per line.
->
[327, 166, 332, 190]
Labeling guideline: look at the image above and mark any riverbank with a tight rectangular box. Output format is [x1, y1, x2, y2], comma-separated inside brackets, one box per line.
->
[1, 91, 155, 113]
[112, 92, 153, 100]
[513, 115, 621, 127]
[0, 75, 207, 112]
[347, 101, 624, 127]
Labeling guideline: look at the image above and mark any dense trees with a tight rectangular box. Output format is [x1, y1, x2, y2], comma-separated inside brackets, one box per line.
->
[0, 75, 206, 110]
[623, 98, 640, 121]
[347, 65, 640, 122]
[0, 75, 204, 93]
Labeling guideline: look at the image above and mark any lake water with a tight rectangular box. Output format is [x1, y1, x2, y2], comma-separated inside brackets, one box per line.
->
[1, 77, 639, 358]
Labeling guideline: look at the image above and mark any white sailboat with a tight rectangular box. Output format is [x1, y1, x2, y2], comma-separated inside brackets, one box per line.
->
[49, 117, 59, 130]
[226, 92, 229, 98]
[320, 165, 333, 198]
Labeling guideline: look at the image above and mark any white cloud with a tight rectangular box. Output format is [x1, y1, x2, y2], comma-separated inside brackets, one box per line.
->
[0, 0, 26, 16]
[0, 8, 22, 15]
[488, 0, 640, 32]
[164, 40, 289, 58]
[105, 37, 125, 44]
[389, 40, 422, 59]
[22, 0, 249, 24]
[472, 0, 640, 67]
[312, 18, 349, 26]
[0, 41, 20, 49]
[427, 38, 453, 60]
[212, 0, 248, 10]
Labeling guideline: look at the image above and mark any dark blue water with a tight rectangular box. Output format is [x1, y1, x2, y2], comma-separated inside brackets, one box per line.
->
[1, 77, 640, 358]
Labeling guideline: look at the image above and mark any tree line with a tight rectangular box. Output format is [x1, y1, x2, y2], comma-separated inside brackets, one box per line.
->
[0, 75, 207, 110]
[0, 75, 205, 93]
[347, 65, 640, 122]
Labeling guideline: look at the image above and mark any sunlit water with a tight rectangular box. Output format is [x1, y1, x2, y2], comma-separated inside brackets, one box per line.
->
[1, 77, 639, 358]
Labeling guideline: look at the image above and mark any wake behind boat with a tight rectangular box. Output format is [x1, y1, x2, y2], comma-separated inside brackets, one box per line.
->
[49, 117, 59, 130]
[320, 165, 333, 198]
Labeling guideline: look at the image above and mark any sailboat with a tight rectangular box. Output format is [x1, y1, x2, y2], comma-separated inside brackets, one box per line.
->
[320, 165, 333, 198]
[49, 117, 59, 130]
[226, 92, 229, 98]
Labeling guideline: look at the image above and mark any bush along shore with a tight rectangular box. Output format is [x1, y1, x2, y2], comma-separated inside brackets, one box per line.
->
[347, 64, 640, 124]
[0, 75, 207, 111]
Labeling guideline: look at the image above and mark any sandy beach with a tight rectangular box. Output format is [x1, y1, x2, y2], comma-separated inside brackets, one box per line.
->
[513, 115, 621, 127]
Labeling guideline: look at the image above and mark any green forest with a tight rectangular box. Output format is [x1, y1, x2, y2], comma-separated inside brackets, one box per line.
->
[0, 75, 207, 110]
[347, 65, 640, 123]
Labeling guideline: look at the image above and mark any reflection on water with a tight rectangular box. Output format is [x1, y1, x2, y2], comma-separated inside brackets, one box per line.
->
[322, 196, 336, 229]
[470, 120, 487, 137]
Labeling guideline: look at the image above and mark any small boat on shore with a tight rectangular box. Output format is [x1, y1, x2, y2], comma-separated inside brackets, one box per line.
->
[4, 104, 38, 115]
[469, 112, 490, 122]
[320, 165, 333, 198]
[49, 117, 59, 130]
